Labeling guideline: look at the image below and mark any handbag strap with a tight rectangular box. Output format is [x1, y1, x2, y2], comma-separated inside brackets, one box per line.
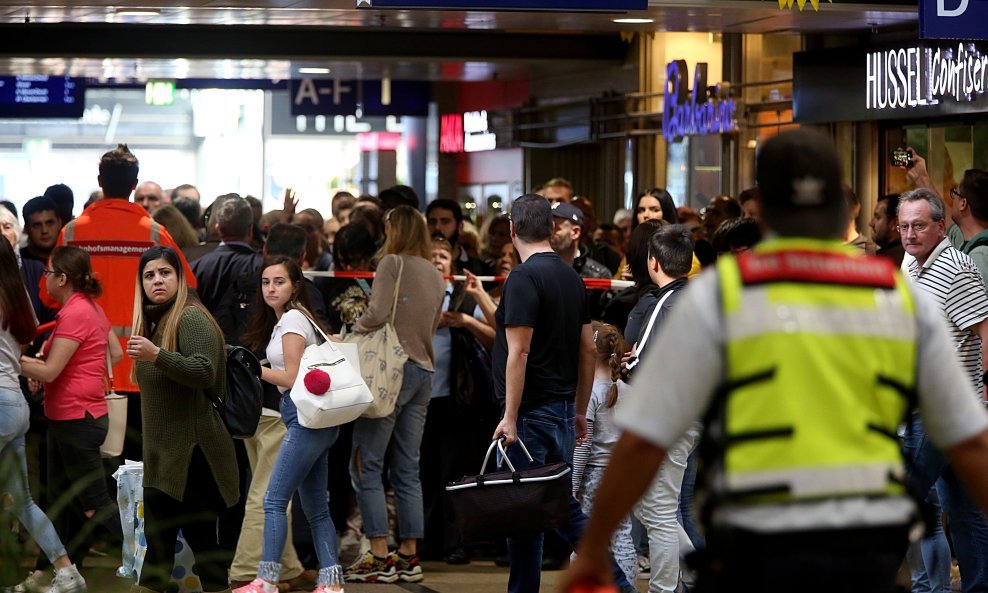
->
[299, 310, 333, 345]
[627, 288, 676, 372]
[105, 344, 116, 394]
[388, 255, 405, 325]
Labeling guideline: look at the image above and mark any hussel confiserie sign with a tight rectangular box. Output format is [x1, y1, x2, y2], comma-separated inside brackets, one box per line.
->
[866, 44, 988, 110]
[793, 42, 988, 124]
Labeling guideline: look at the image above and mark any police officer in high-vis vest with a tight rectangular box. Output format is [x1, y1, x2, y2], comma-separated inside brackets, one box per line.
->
[562, 130, 988, 593]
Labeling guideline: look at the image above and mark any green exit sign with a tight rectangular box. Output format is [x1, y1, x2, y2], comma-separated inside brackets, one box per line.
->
[145, 80, 175, 106]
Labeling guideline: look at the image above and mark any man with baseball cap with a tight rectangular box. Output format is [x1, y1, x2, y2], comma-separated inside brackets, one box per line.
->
[561, 129, 988, 593]
[550, 201, 610, 319]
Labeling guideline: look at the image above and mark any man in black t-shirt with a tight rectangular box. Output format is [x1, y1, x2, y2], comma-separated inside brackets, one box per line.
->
[492, 194, 634, 593]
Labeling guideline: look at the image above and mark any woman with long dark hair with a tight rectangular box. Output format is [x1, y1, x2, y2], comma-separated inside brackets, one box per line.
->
[19, 246, 123, 583]
[0, 239, 86, 593]
[235, 255, 344, 593]
[631, 188, 678, 231]
[346, 206, 446, 583]
[127, 246, 237, 593]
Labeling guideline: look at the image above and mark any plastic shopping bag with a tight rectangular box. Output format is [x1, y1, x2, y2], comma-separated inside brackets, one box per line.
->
[113, 462, 203, 593]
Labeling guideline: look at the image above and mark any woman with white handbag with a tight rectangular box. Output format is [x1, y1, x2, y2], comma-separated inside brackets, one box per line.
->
[346, 205, 446, 584]
[235, 255, 345, 593]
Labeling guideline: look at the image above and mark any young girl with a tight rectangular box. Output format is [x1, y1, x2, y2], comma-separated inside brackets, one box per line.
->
[235, 256, 344, 593]
[571, 321, 636, 584]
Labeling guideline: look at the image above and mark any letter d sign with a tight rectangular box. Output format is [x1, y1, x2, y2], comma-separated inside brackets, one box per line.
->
[937, 0, 967, 17]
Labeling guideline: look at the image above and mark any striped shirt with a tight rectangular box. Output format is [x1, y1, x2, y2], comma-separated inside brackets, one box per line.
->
[908, 238, 988, 394]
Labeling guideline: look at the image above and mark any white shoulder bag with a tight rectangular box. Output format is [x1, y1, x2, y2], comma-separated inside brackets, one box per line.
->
[290, 314, 373, 429]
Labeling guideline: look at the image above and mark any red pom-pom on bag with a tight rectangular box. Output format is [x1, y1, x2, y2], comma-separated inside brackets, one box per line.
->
[303, 369, 332, 395]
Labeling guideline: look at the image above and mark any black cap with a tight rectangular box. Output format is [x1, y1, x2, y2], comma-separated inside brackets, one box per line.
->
[551, 201, 585, 227]
[756, 130, 843, 214]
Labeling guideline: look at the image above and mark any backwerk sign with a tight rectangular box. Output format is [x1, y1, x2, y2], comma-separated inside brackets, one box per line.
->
[793, 42, 988, 123]
[920, 0, 988, 40]
[662, 60, 738, 142]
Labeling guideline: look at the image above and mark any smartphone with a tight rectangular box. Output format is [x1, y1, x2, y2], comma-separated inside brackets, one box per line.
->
[891, 148, 913, 168]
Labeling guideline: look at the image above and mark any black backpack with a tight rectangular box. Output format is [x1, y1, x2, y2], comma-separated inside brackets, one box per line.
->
[206, 345, 264, 439]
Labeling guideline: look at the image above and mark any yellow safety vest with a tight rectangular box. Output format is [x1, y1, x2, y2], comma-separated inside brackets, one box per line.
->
[711, 238, 916, 507]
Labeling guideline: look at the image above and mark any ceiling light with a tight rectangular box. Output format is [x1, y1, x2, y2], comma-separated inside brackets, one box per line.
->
[612, 17, 655, 24]
[113, 8, 160, 16]
[298, 67, 331, 75]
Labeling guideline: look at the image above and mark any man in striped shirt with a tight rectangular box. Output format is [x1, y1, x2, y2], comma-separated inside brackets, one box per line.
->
[900, 187, 988, 593]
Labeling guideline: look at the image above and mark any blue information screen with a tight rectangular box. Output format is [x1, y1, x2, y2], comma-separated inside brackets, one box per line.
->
[359, 0, 646, 10]
[0, 76, 85, 118]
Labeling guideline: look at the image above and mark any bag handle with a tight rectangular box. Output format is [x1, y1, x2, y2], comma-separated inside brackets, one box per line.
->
[479, 437, 534, 475]
[105, 345, 120, 398]
[388, 254, 405, 325]
[299, 311, 335, 347]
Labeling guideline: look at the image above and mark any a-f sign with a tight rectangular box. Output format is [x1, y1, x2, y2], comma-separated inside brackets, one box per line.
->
[938, 0, 967, 16]
[294, 79, 352, 106]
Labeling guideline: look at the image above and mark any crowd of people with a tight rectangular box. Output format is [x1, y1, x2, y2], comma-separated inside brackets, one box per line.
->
[2, 135, 988, 593]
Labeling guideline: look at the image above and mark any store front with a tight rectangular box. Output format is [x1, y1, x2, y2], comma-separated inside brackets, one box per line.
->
[794, 41, 988, 206]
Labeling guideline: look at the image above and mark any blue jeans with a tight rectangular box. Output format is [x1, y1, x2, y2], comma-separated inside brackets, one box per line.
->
[351, 362, 433, 540]
[504, 400, 632, 593]
[678, 443, 705, 550]
[0, 386, 67, 564]
[260, 394, 341, 578]
[905, 416, 988, 593]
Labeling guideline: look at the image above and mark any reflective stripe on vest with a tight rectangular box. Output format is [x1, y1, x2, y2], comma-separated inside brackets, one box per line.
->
[715, 239, 917, 505]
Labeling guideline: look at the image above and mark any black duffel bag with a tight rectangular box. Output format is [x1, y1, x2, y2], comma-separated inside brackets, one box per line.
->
[445, 438, 571, 543]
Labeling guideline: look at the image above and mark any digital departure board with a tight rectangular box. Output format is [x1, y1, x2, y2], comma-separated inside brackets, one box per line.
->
[0, 76, 85, 118]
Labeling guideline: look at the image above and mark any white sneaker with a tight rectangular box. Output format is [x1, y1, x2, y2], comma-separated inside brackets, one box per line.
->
[46, 566, 85, 593]
[13, 571, 49, 593]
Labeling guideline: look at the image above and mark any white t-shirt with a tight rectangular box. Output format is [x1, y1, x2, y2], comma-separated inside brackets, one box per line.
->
[266, 308, 320, 400]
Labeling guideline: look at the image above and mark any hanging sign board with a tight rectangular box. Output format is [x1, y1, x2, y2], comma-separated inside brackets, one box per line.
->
[290, 79, 429, 117]
[920, 0, 988, 40]
[794, 42, 988, 123]
[357, 0, 646, 10]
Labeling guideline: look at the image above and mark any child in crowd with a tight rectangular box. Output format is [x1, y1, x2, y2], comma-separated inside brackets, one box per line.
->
[571, 321, 636, 584]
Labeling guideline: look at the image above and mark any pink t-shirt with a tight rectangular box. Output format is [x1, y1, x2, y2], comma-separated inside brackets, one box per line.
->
[43, 292, 111, 421]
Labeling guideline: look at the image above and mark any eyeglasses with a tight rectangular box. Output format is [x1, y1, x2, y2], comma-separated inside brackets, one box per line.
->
[42, 269, 62, 276]
[898, 222, 931, 233]
[951, 187, 966, 201]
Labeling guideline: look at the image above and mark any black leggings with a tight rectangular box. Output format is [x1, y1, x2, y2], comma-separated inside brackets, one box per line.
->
[35, 413, 121, 571]
[140, 447, 230, 592]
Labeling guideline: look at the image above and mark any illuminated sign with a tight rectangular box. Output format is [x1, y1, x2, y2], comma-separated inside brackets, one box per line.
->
[440, 114, 464, 153]
[0, 76, 85, 118]
[145, 80, 175, 106]
[866, 44, 988, 110]
[441, 110, 497, 153]
[662, 60, 737, 142]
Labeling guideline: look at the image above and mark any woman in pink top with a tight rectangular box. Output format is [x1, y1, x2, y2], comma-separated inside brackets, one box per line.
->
[20, 245, 123, 577]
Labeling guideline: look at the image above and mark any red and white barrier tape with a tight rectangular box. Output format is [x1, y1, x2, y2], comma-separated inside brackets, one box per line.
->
[303, 270, 634, 290]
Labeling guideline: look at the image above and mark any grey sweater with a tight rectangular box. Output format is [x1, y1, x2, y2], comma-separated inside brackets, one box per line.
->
[353, 254, 445, 370]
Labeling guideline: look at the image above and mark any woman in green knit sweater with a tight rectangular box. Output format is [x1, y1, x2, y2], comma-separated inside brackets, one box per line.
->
[126, 245, 238, 593]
